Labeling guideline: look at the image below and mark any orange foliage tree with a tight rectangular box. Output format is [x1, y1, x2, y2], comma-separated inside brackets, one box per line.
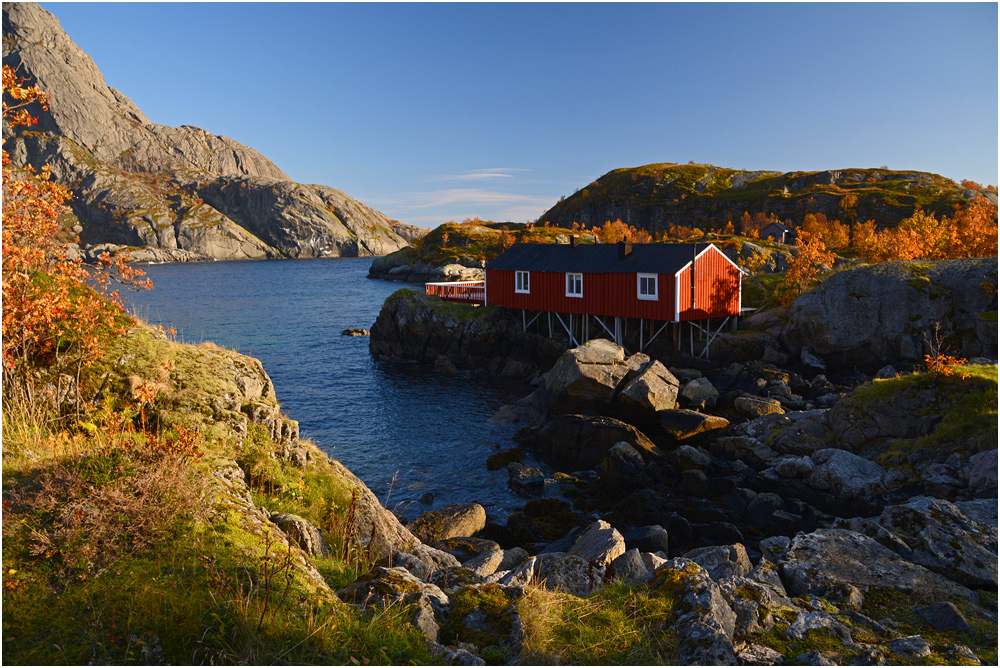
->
[593, 219, 653, 243]
[850, 197, 997, 263]
[781, 233, 836, 301]
[2, 65, 150, 408]
[801, 213, 850, 251]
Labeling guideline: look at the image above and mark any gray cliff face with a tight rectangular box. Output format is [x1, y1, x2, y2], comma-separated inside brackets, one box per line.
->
[781, 258, 998, 371]
[2, 2, 410, 261]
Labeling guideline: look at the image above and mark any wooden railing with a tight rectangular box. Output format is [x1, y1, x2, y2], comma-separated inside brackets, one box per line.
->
[424, 281, 485, 306]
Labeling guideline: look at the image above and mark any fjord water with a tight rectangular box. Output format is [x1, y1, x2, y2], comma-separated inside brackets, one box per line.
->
[123, 258, 533, 520]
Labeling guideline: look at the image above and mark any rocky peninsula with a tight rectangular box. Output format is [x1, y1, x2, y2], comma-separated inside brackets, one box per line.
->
[354, 255, 998, 664]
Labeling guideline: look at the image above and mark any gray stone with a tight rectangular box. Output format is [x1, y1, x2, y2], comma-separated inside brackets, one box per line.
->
[776, 529, 977, 603]
[875, 364, 898, 379]
[786, 610, 852, 643]
[270, 513, 330, 558]
[535, 553, 604, 596]
[804, 448, 892, 499]
[801, 349, 828, 372]
[543, 340, 629, 415]
[679, 377, 719, 409]
[878, 496, 997, 588]
[782, 258, 998, 370]
[613, 359, 681, 424]
[379, 551, 434, 581]
[916, 601, 972, 633]
[611, 548, 649, 582]
[507, 462, 545, 495]
[889, 635, 932, 659]
[498, 556, 538, 588]
[675, 444, 712, 470]
[684, 544, 752, 581]
[659, 409, 730, 440]
[625, 525, 669, 555]
[601, 441, 648, 492]
[408, 503, 487, 544]
[650, 558, 737, 665]
[734, 395, 785, 418]
[463, 549, 505, 578]
[736, 644, 784, 665]
[965, 449, 998, 497]
[641, 551, 669, 573]
[568, 519, 626, 568]
[497, 547, 530, 573]
[719, 575, 798, 637]
[792, 650, 837, 665]
[411, 543, 463, 570]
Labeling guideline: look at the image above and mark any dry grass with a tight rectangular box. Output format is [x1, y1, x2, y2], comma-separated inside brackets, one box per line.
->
[5, 443, 207, 574]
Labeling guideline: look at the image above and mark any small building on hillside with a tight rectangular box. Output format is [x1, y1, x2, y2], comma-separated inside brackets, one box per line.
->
[761, 221, 796, 245]
[482, 240, 744, 355]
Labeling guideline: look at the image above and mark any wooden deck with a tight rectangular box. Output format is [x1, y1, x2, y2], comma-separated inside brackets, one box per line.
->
[424, 281, 485, 306]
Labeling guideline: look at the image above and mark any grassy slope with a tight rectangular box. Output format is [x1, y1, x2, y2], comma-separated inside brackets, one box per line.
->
[2, 323, 434, 665]
[541, 162, 976, 229]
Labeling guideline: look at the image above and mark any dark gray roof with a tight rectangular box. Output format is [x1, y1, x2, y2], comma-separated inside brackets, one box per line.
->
[762, 221, 793, 233]
[486, 242, 713, 274]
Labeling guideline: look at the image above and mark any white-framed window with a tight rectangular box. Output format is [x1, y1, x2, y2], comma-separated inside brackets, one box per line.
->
[566, 272, 583, 298]
[637, 273, 658, 300]
[515, 270, 530, 294]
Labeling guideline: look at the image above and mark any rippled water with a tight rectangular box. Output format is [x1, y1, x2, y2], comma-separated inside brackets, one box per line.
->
[122, 258, 534, 520]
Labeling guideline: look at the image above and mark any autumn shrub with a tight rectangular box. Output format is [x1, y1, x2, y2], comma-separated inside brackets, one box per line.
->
[850, 196, 997, 263]
[3, 441, 207, 575]
[778, 233, 836, 302]
[2, 65, 151, 414]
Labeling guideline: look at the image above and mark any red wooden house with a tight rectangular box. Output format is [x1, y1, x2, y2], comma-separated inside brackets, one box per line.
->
[483, 240, 743, 355]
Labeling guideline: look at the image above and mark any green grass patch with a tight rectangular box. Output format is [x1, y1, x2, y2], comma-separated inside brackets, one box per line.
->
[518, 581, 679, 664]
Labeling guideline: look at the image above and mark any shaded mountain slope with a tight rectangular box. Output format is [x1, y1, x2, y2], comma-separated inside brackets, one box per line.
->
[3, 2, 419, 261]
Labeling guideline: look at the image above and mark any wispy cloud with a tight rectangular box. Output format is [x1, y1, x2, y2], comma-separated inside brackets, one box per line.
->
[406, 188, 552, 210]
[437, 168, 532, 181]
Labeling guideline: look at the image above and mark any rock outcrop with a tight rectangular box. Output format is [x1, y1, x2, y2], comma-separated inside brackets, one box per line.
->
[368, 290, 563, 380]
[3, 3, 412, 262]
[781, 258, 998, 371]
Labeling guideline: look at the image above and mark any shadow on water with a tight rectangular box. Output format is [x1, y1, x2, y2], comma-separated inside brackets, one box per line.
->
[123, 258, 538, 521]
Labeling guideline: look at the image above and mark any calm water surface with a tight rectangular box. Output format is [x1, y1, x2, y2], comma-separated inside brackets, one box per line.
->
[123, 258, 533, 520]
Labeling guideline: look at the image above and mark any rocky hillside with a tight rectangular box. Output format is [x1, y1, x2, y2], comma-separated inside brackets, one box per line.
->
[540, 162, 996, 232]
[2, 3, 421, 262]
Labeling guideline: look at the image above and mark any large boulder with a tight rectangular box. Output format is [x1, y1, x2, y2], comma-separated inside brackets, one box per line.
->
[270, 513, 330, 558]
[567, 520, 626, 568]
[533, 553, 605, 597]
[782, 258, 998, 372]
[542, 339, 629, 415]
[648, 558, 737, 665]
[516, 414, 663, 470]
[772, 529, 978, 603]
[864, 497, 998, 589]
[408, 503, 487, 545]
[659, 409, 730, 440]
[612, 359, 681, 424]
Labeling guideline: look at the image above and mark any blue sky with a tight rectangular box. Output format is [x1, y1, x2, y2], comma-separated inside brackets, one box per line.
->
[42, 2, 998, 228]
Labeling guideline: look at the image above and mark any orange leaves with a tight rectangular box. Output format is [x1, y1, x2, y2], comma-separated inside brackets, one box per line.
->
[849, 197, 998, 263]
[2, 66, 151, 404]
[781, 233, 836, 301]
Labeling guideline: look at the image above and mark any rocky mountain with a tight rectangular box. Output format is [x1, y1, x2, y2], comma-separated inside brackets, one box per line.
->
[3, 2, 422, 262]
[540, 162, 996, 232]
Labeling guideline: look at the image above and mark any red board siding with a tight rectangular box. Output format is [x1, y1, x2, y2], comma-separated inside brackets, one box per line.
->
[486, 245, 740, 321]
[675, 247, 741, 320]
